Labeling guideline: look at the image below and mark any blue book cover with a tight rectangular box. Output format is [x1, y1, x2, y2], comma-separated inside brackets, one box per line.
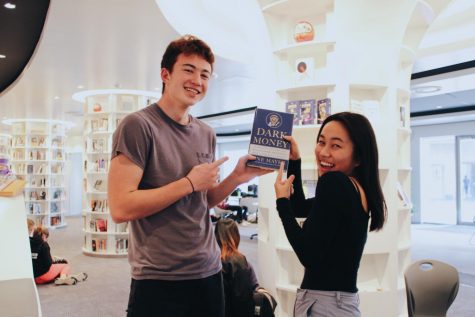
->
[247, 108, 294, 170]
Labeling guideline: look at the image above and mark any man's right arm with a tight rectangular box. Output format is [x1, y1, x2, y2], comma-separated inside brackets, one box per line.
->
[108, 153, 194, 223]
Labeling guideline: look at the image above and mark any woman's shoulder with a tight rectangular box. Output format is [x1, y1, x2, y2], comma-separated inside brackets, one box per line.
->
[318, 171, 352, 186]
[316, 172, 357, 198]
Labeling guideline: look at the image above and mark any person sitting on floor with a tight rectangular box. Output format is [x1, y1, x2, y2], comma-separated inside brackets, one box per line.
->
[28, 219, 87, 286]
[215, 218, 259, 317]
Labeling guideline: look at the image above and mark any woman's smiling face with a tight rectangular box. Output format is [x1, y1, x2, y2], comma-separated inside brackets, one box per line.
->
[315, 121, 358, 177]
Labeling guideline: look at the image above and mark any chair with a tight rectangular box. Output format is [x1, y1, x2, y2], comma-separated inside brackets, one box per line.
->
[404, 259, 459, 317]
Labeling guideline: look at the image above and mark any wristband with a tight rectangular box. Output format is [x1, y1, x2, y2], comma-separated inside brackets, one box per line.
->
[184, 176, 195, 193]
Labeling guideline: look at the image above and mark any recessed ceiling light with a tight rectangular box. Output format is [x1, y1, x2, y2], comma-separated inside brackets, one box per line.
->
[235, 129, 240, 132]
[412, 85, 442, 94]
[54, 96, 60, 100]
[436, 106, 443, 109]
[4, 3, 16, 9]
[0, 55, 6, 59]
[77, 85, 84, 89]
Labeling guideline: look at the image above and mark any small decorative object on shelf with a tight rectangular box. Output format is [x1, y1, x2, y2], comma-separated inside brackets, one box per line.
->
[93, 103, 102, 112]
[295, 57, 314, 83]
[294, 20, 314, 42]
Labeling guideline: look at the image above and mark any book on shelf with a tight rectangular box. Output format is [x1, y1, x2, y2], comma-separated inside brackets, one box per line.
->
[396, 182, 411, 207]
[101, 118, 109, 131]
[317, 98, 331, 124]
[115, 238, 128, 253]
[399, 105, 406, 127]
[91, 238, 107, 252]
[93, 179, 105, 191]
[50, 215, 62, 226]
[38, 137, 46, 147]
[299, 99, 316, 125]
[92, 139, 105, 152]
[95, 218, 107, 232]
[285, 100, 301, 126]
[27, 164, 33, 174]
[30, 137, 38, 147]
[247, 108, 294, 171]
[295, 57, 315, 84]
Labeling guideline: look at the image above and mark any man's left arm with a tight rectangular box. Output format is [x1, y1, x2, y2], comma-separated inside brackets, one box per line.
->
[207, 155, 271, 208]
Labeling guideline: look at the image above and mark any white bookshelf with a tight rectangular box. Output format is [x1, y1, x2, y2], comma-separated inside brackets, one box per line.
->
[6, 120, 69, 228]
[81, 93, 157, 257]
[257, 0, 452, 316]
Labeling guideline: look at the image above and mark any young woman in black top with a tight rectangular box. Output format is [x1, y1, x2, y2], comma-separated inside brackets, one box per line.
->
[274, 112, 387, 317]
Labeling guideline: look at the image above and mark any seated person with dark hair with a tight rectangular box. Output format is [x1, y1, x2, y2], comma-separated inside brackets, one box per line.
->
[215, 219, 259, 317]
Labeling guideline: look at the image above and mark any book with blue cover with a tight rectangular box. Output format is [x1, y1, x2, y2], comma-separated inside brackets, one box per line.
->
[247, 108, 294, 170]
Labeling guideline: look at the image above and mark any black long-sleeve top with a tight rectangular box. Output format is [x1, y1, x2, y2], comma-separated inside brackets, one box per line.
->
[30, 236, 53, 278]
[276, 159, 369, 293]
[222, 254, 258, 317]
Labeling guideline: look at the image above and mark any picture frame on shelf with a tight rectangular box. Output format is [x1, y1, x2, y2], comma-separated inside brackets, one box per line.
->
[295, 57, 315, 84]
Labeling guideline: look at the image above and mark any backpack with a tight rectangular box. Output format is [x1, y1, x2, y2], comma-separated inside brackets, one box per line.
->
[253, 287, 277, 317]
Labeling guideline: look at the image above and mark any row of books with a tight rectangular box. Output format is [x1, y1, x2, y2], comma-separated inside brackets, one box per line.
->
[87, 218, 128, 234]
[91, 199, 108, 212]
[88, 237, 128, 253]
[26, 189, 64, 200]
[286, 98, 331, 126]
[27, 201, 62, 213]
[89, 218, 108, 232]
[91, 139, 107, 152]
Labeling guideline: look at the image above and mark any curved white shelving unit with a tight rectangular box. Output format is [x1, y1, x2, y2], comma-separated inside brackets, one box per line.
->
[257, 0, 453, 316]
[81, 92, 157, 257]
[7, 120, 70, 228]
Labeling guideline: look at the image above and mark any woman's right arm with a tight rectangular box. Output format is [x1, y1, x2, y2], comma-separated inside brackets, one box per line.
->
[283, 136, 313, 217]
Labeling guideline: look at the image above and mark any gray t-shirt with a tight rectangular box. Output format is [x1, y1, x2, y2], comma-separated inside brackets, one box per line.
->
[111, 104, 221, 280]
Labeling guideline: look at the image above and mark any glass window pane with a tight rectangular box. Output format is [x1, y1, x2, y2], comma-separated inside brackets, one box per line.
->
[420, 136, 456, 224]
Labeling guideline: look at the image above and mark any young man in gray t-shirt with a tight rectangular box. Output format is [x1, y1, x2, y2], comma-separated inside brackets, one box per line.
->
[108, 35, 268, 317]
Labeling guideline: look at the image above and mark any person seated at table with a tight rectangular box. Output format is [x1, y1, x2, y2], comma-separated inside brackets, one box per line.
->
[216, 196, 248, 223]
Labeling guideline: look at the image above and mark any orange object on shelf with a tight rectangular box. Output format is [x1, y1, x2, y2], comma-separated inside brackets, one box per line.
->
[294, 21, 314, 42]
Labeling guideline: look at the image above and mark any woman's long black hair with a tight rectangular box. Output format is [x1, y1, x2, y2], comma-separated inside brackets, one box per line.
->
[318, 112, 387, 231]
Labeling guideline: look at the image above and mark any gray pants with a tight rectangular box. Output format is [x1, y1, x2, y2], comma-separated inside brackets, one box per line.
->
[294, 289, 361, 317]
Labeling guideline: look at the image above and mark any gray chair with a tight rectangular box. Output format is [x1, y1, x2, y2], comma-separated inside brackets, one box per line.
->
[404, 259, 459, 317]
